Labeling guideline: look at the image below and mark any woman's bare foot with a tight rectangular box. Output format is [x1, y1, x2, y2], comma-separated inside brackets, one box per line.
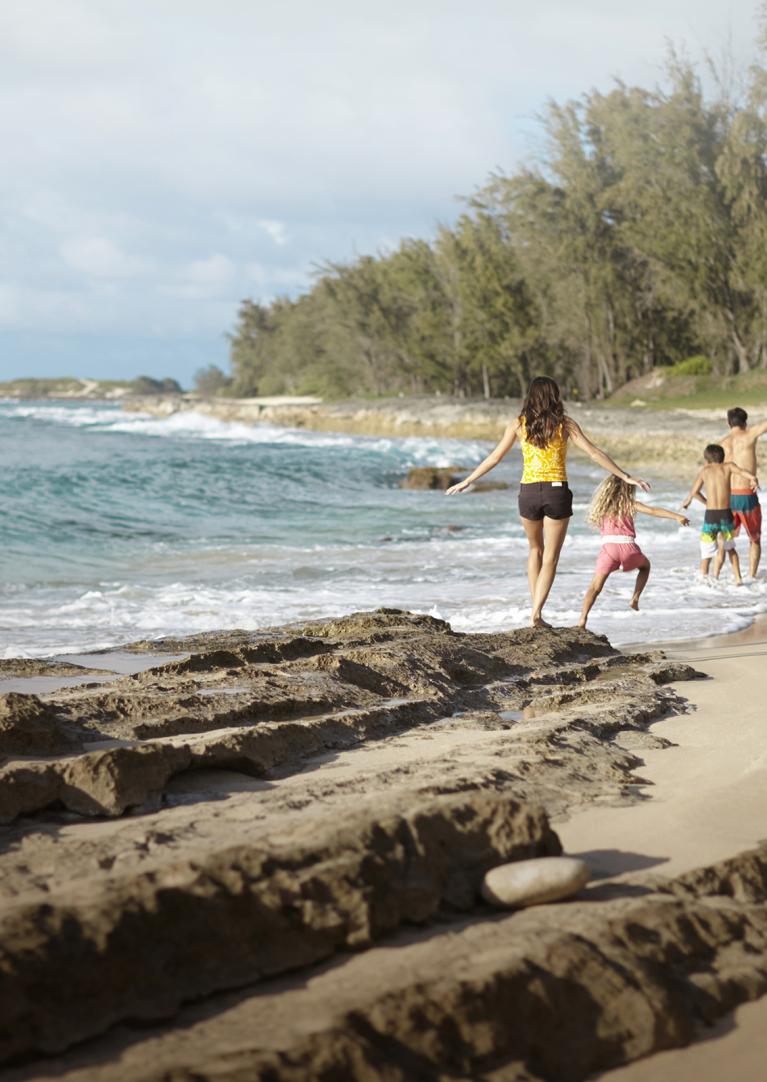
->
[629, 598, 640, 611]
[578, 618, 587, 629]
[531, 614, 552, 629]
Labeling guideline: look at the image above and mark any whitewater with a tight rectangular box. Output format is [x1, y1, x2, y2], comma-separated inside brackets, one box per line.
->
[1, 399, 765, 657]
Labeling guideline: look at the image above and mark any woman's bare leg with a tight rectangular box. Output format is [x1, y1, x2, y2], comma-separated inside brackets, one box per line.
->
[580, 572, 609, 628]
[521, 517, 544, 603]
[630, 558, 651, 611]
[530, 516, 570, 627]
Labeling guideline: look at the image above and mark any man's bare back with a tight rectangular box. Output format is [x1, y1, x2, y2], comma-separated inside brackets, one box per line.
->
[720, 410, 767, 488]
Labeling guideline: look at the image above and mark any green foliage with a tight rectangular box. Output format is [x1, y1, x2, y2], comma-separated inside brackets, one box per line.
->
[669, 355, 713, 376]
[227, 29, 767, 400]
[194, 365, 231, 397]
[130, 376, 183, 395]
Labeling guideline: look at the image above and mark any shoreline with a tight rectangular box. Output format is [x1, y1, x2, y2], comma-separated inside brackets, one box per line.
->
[120, 392, 762, 475]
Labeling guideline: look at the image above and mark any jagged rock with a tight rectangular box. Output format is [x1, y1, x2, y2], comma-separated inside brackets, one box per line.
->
[0, 693, 81, 760]
[0, 613, 690, 825]
[0, 790, 559, 1063]
[400, 465, 466, 489]
[9, 848, 767, 1082]
[481, 856, 590, 907]
[0, 609, 713, 1078]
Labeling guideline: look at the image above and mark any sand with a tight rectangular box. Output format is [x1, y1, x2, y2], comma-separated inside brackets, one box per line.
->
[558, 618, 767, 1080]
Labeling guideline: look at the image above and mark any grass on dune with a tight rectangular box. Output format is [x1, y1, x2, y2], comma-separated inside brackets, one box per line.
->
[602, 369, 767, 413]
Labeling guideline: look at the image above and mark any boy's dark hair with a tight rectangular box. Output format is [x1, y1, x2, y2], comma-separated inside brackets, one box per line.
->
[727, 407, 748, 428]
[704, 444, 725, 463]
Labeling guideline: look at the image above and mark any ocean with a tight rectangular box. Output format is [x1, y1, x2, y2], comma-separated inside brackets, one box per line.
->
[2, 399, 765, 657]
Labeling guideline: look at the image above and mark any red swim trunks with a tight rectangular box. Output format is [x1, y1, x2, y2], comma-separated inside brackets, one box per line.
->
[730, 489, 762, 543]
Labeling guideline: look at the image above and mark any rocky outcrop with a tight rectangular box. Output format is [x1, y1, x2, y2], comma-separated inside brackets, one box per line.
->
[401, 465, 510, 491]
[0, 612, 695, 825]
[6, 847, 767, 1082]
[0, 790, 559, 1062]
[0, 609, 721, 1079]
[122, 394, 730, 474]
[400, 465, 467, 489]
[0, 693, 82, 760]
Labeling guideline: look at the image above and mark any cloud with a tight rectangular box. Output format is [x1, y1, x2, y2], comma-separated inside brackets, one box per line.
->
[256, 219, 288, 246]
[160, 254, 237, 299]
[245, 261, 310, 291]
[60, 236, 150, 278]
[0, 0, 758, 380]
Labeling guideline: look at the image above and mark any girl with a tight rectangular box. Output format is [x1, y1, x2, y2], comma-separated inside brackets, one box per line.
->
[579, 476, 689, 628]
[447, 376, 650, 628]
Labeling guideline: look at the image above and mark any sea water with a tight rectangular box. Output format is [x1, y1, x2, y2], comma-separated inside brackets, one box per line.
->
[1, 399, 765, 657]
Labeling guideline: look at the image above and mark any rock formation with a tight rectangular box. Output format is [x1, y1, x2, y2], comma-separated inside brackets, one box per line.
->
[3, 609, 762, 1082]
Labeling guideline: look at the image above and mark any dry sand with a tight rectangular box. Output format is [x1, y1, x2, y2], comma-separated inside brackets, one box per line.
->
[558, 618, 767, 1080]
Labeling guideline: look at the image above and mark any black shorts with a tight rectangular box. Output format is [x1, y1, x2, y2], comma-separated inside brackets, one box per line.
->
[518, 482, 573, 521]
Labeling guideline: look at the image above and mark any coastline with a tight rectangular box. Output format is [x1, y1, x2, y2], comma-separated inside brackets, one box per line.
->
[120, 392, 767, 475]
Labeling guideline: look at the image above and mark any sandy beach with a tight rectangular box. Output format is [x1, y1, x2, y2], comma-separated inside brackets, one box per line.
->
[566, 618, 767, 1080]
[0, 608, 764, 1080]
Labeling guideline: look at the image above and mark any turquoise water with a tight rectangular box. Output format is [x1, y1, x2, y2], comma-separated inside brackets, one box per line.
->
[1, 400, 765, 657]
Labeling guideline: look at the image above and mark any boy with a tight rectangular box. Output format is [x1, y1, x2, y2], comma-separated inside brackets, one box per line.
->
[719, 407, 767, 577]
[682, 445, 758, 584]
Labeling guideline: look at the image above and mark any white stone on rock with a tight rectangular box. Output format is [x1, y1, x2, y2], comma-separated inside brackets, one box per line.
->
[481, 857, 590, 908]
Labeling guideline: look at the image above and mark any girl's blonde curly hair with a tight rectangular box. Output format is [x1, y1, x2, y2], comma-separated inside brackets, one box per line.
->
[587, 475, 636, 527]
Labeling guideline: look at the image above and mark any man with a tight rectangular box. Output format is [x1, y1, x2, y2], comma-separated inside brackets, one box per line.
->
[719, 407, 767, 578]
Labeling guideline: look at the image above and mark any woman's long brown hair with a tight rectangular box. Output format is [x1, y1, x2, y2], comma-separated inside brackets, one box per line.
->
[520, 376, 565, 448]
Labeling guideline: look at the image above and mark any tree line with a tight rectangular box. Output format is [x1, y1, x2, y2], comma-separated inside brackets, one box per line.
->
[220, 37, 767, 401]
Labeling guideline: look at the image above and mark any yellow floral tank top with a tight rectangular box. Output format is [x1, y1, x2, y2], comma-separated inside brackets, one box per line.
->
[519, 418, 568, 483]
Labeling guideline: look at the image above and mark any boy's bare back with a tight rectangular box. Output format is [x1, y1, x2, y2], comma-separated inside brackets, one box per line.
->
[699, 462, 737, 508]
[683, 461, 749, 510]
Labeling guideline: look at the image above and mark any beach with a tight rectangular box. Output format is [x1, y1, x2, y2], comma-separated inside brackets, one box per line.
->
[0, 609, 765, 1080]
[2, 399, 767, 1079]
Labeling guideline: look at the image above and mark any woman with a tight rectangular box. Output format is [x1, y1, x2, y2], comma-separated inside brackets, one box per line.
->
[446, 376, 650, 628]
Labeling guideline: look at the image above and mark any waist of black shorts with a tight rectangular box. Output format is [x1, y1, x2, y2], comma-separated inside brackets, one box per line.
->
[703, 508, 734, 525]
[519, 481, 569, 490]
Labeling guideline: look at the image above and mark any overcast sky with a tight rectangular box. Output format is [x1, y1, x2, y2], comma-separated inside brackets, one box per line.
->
[0, 0, 758, 385]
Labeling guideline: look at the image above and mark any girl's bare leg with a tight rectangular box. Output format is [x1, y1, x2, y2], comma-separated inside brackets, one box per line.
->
[530, 516, 570, 627]
[700, 557, 711, 577]
[521, 517, 544, 602]
[579, 572, 609, 628]
[630, 558, 651, 611]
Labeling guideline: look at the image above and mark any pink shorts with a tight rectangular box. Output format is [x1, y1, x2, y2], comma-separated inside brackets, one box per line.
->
[595, 542, 647, 576]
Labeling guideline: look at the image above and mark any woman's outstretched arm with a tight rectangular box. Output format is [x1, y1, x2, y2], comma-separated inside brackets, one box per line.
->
[446, 419, 520, 495]
[566, 419, 651, 492]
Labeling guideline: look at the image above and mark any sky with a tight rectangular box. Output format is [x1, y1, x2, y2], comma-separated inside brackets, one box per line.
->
[0, 0, 758, 386]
